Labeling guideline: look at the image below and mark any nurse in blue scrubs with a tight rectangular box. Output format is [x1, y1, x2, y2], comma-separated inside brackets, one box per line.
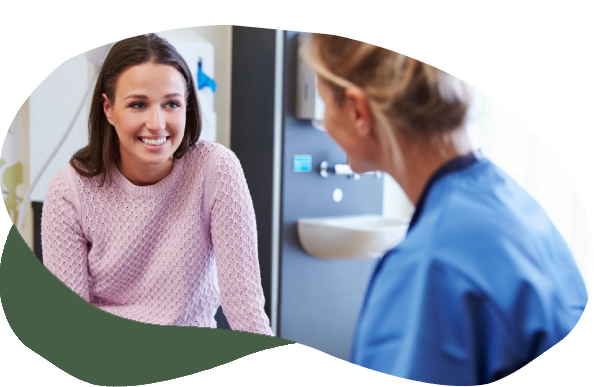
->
[302, 34, 588, 385]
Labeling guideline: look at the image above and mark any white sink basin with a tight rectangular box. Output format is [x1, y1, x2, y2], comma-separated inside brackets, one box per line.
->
[297, 214, 409, 260]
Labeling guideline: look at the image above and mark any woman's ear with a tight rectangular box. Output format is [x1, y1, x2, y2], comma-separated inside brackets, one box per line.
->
[344, 86, 373, 139]
[102, 93, 114, 125]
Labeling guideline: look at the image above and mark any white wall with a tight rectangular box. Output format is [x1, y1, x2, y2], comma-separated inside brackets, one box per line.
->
[192, 25, 233, 149]
[28, 53, 92, 203]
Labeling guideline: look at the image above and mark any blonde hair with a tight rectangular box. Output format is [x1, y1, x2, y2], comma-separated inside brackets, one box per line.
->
[301, 34, 471, 174]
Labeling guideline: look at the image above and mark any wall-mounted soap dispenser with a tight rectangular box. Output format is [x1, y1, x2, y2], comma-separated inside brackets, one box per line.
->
[295, 33, 325, 131]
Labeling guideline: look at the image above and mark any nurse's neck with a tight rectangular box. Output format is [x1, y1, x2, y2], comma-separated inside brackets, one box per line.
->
[387, 127, 473, 207]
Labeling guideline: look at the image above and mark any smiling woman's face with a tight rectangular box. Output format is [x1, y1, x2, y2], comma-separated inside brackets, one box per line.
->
[102, 62, 187, 175]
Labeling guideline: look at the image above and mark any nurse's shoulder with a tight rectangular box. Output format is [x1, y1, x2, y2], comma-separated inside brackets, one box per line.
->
[411, 158, 587, 348]
[427, 159, 580, 289]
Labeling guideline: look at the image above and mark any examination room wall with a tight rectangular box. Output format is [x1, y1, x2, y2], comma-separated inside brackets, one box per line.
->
[278, 30, 385, 359]
[230, 28, 390, 360]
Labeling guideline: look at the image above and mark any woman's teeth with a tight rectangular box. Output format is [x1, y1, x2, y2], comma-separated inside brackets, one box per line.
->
[140, 137, 167, 146]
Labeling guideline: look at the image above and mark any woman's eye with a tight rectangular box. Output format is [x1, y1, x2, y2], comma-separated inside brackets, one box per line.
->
[166, 101, 181, 109]
[129, 102, 145, 109]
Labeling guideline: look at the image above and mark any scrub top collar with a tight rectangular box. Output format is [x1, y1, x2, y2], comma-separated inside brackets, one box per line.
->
[407, 149, 483, 234]
[359, 149, 483, 317]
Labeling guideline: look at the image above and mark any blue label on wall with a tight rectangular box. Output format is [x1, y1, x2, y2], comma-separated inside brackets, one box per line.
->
[293, 155, 312, 172]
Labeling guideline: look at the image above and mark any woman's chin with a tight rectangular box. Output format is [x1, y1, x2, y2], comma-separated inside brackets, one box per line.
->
[137, 155, 173, 168]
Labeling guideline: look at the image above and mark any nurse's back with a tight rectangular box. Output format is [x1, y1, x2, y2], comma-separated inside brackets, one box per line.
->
[352, 158, 588, 385]
[303, 33, 588, 385]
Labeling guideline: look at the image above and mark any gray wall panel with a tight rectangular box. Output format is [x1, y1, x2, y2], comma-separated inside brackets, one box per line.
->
[279, 31, 383, 360]
[231, 27, 384, 361]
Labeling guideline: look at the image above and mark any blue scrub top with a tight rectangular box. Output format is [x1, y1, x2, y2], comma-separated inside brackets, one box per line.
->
[351, 154, 588, 386]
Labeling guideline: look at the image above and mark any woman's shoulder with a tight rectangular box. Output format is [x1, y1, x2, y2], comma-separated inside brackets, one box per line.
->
[185, 139, 239, 169]
[46, 162, 106, 199]
[47, 163, 79, 190]
[44, 164, 82, 204]
[65, 161, 105, 186]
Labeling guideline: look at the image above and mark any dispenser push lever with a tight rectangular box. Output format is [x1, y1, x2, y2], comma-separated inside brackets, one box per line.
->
[318, 161, 382, 180]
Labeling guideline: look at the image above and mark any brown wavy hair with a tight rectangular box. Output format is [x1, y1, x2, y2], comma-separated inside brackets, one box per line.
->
[71, 33, 201, 185]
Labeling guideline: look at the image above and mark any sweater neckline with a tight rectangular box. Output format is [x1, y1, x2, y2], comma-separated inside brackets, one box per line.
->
[110, 155, 185, 197]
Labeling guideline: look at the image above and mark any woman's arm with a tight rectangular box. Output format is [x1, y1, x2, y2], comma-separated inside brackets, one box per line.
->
[209, 148, 273, 335]
[41, 168, 91, 301]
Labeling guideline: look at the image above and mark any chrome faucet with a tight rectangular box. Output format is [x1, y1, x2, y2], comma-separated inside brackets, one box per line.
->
[318, 161, 382, 180]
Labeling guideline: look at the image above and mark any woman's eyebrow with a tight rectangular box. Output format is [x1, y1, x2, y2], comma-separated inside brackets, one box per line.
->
[124, 94, 148, 101]
[124, 93, 182, 100]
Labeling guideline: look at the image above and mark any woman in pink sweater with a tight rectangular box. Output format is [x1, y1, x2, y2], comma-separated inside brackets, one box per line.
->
[41, 33, 273, 335]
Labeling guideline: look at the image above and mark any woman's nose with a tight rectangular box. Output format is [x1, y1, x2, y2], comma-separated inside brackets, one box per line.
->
[146, 107, 166, 131]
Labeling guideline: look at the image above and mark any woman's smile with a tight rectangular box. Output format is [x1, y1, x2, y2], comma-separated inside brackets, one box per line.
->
[138, 135, 171, 150]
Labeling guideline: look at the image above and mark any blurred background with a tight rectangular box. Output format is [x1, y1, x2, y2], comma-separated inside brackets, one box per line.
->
[2, 26, 591, 361]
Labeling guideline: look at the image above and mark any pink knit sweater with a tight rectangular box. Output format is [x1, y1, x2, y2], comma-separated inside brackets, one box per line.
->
[41, 140, 273, 335]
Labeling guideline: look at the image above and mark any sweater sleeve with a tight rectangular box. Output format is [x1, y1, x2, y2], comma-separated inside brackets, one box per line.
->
[41, 168, 91, 302]
[209, 149, 273, 336]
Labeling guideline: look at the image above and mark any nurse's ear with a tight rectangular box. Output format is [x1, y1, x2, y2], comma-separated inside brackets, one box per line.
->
[344, 86, 374, 140]
[102, 93, 115, 126]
